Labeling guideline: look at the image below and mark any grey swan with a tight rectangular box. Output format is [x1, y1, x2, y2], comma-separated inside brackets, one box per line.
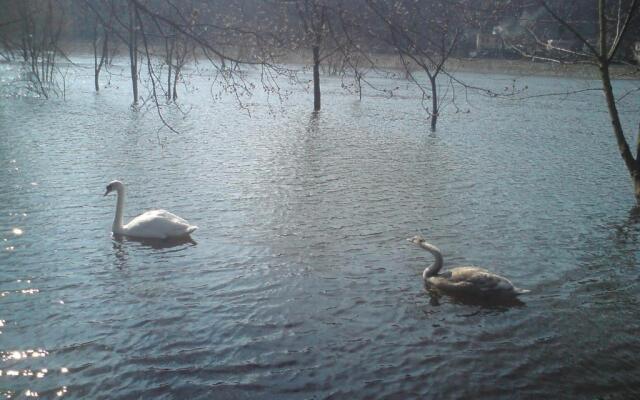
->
[408, 235, 529, 297]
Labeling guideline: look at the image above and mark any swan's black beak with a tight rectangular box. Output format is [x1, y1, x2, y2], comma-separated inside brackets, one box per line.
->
[103, 189, 110, 197]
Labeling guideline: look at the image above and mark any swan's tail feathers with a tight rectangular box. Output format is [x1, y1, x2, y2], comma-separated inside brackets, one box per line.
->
[186, 225, 198, 235]
[514, 287, 530, 295]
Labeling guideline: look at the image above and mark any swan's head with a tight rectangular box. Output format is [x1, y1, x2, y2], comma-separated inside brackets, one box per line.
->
[104, 180, 124, 196]
[407, 235, 426, 245]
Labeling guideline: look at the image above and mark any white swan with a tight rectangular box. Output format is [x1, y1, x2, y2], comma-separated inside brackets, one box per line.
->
[408, 235, 529, 297]
[104, 180, 197, 239]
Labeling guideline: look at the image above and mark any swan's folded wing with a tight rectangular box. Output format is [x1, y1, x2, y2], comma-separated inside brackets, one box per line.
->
[145, 210, 191, 225]
[427, 276, 476, 292]
[449, 267, 515, 292]
[125, 209, 197, 239]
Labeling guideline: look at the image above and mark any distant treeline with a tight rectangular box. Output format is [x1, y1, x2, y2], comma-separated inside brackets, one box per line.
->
[1, 0, 638, 130]
[2, 0, 639, 62]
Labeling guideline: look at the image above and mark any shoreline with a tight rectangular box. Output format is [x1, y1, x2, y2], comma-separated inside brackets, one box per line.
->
[4, 41, 640, 81]
[444, 57, 639, 80]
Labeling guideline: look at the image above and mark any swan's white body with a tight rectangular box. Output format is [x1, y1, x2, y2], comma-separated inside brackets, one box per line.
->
[104, 180, 197, 239]
[408, 236, 529, 297]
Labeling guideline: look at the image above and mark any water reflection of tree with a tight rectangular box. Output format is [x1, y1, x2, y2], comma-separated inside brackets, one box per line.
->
[607, 206, 640, 269]
[614, 206, 640, 243]
[570, 206, 640, 297]
[550, 207, 640, 398]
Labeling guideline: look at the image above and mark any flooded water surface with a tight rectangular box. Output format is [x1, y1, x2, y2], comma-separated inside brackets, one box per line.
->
[1, 61, 640, 398]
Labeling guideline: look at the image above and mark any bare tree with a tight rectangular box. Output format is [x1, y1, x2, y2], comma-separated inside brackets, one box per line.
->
[128, 0, 139, 105]
[1, 0, 66, 98]
[367, 0, 464, 131]
[291, 0, 333, 111]
[169, 31, 194, 100]
[88, 0, 139, 104]
[163, 26, 175, 100]
[273, 0, 383, 110]
[87, 3, 113, 92]
[153, 7, 195, 102]
[508, 0, 640, 201]
[81, 0, 292, 131]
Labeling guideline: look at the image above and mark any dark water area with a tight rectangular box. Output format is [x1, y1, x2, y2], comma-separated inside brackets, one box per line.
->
[1, 59, 640, 399]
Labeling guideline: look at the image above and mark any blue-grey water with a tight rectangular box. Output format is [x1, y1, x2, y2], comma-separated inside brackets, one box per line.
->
[1, 59, 640, 399]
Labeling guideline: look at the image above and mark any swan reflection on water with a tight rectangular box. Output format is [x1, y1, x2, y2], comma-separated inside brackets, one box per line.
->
[426, 288, 526, 309]
[111, 234, 197, 269]
[112, 233, 197, 250]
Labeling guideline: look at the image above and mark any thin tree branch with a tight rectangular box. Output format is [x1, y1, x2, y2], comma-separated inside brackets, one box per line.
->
[607, 0, 639, 61]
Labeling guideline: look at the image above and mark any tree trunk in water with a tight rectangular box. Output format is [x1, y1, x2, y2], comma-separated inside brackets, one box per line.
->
[313, 45, 321, 111]
[430, 76, 438, 132]
[598, 62, 639, 202]
[595, 0, 640, 202]
[93, 22, 99, 92]
[172, 67, 179, 100]
[94, 31, 107, 92]
[165, 37, 173, 100]
[166, 59, 172, 100]
[94, 45, 99, 92]
[130, 50, 138, 105]
[128, 1, 138, 105]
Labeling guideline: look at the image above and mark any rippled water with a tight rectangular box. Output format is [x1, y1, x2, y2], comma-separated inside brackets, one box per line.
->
[1, 59, 640, 399]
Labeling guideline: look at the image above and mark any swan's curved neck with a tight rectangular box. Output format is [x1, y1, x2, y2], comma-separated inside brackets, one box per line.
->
[418, 241, 443, 279]
[113, 187, 125, 234]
